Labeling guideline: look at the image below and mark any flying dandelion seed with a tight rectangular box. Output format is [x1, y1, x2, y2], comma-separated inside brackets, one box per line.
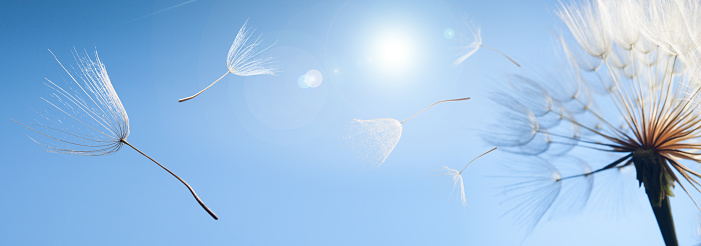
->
[488, 0, 701, 244]
[442, 147, 497, 207]
[179, 20, 277, 102]
[14, 49, 218, 220]
[452, 19, 520, 67]
[498, 155, 594, 234]
[347, 97, 469, 167]
[348, 118, 403, 167]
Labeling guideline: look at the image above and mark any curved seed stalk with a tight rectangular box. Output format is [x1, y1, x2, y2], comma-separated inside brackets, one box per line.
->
[401, 97, 470, 123]
[121, 140, 218, 220]
[179, 71, 229, 102]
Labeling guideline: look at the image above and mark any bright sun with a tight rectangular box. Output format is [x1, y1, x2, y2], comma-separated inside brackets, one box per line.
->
[372, 32, 415, 75]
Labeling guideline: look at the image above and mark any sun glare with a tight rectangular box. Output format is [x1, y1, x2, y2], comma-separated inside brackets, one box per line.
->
[371, 32, 416, 74]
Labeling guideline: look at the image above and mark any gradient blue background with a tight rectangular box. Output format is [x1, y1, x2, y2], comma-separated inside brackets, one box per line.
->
[2, 0, 699, 245]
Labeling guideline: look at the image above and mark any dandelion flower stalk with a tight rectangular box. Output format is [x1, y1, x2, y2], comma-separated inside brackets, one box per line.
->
[349, 97, 470, 167]
[16, 49, 218, 220]
[179, 20, 276, 102]
[486, 0, 701, 244]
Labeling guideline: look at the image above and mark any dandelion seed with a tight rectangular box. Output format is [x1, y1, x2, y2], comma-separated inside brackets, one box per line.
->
[499, 156, 562, 234]
[348, 97, 470, 167]
[489, 0, 701, 244]
[348, 118, 403, 167]
[179, 20, 276, 102]
[557, 0, 611, 57]
[453, 19, 520, 67]
[635, 0, 701, 63]
[442, 167, 465, 206]
[442, 147, 497, 207]
[14, 49, 218, 220]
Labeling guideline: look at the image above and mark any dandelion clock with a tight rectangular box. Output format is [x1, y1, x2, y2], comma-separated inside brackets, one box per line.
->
[488, 0, 701, 244]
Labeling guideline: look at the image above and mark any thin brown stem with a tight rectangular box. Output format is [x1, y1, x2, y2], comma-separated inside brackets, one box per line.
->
[179, 71, 230, 102]
[401, 97, 470, 124]
[121, 139, 218, 220]
[479, 45, 521, 67]
[459, 147, 497, 174]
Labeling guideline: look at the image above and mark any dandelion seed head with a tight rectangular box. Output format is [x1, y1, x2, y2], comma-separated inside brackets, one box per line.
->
[490, 0, 701, 235]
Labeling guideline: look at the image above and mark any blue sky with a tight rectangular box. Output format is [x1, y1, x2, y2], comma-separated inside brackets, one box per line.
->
[2, 0, 699, 245]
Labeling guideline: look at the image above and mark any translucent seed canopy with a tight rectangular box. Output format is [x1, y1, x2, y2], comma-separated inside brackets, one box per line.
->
[347, 118, 403, 167]
[18, 49, 129, 156]
[227, 20, 277, 76]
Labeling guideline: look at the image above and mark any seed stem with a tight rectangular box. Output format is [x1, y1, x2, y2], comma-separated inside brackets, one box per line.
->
[179, 71, 230, 102]
[121, 139, 218, 220]
[459, 147, 497, 174]
[401, 97, 470, 124]
[480, 45, 521, 67]
[557, 153, 632, 181]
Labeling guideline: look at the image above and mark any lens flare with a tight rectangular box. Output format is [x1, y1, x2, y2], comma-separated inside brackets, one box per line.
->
[443, 28, 455, 39]
[297, 69, 323, 89]
[304, 69, 323, 88]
